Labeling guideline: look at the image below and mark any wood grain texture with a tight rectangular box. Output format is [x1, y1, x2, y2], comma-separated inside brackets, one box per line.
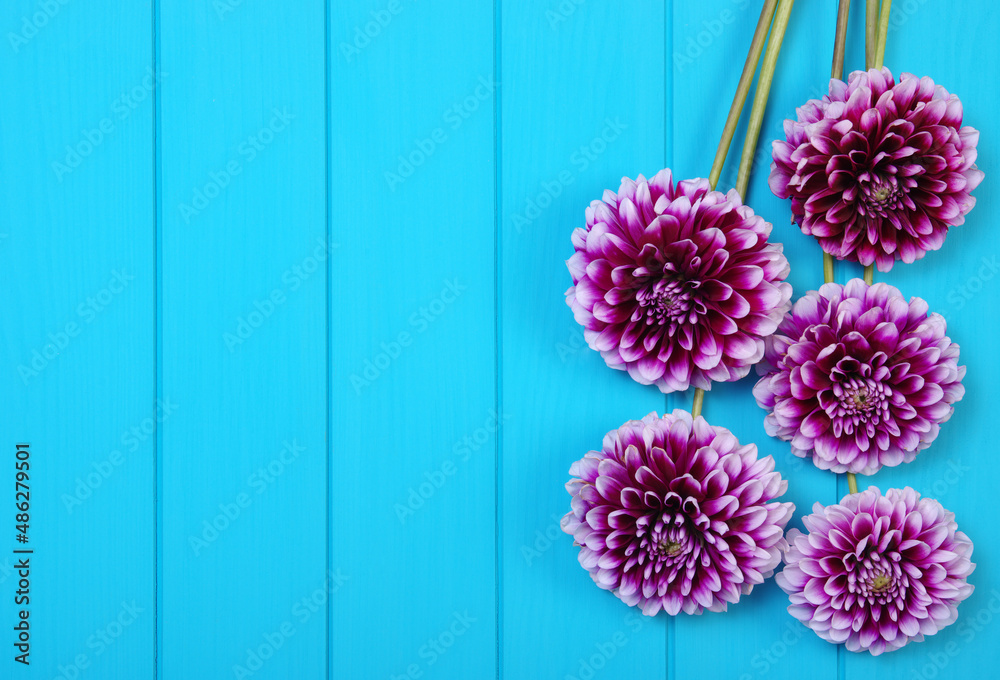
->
[0, 1, 156, 677]
[2, 1, 998, 678]
[328, 1, 499, 678]
[158, 2, 328, 678]
[499, 1, 670, 678]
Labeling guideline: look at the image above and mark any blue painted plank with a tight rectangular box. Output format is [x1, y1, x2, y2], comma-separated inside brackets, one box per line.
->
[328, 1, 498, 678]
[0, 1, 156, 677]
[0, 1, 996, 678]
[158, 2, 328, 678]
[499, 1, 669, 678]
[670, 2, 839, 678]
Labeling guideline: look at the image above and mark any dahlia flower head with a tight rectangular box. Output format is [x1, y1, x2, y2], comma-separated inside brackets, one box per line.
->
[566, 170, 792, 393]
[770, 68, 983, 272]
[778, 487, 975, 655]
[754, 279, 964, 475]
[562, 410, 794, 615]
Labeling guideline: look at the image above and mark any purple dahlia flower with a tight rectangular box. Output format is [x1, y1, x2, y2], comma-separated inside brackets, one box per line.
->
[562, 410, 794, 615]
[754, 279, 964, 475]
[778, 487, 975, 655]
[770, 68, 983, 272]
[566, 170, 792, 393]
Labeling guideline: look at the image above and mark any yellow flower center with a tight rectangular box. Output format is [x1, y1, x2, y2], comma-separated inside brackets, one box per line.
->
[869, 572, 892, 593]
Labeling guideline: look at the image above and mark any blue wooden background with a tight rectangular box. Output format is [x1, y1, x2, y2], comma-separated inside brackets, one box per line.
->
[1, 0, 998, 678]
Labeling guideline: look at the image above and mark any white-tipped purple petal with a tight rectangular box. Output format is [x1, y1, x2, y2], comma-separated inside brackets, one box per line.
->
[566, 171, 792, 393]
[563, 410, 794, 616]
[755, 279, 963, 475]
[779, 487, 974, 655]
[770, 68, 982, 272]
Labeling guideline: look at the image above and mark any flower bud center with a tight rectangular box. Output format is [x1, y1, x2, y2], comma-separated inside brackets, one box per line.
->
[851, 555, 904, 604]
[861, 175, 901, 214]
[832, 378, 888, 421]
[637, 278, 692, 327]
[868, 572, 892, 593]
[659, 540, 682, 556]
[643, 513, 699, 564]
[849, 386, 871, 408]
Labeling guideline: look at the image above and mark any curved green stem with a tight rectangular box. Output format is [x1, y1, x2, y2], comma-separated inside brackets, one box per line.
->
[847, 472, 859, 494]
[873, 0, 892, 69]
[823, 252, 835, 284]
[735, 0, 796, 199]
[832, 0, 851, 81]
[865, 0, 879, 68]
[821, 3, 850, 286]
[708, 0, 779, 190]
[700, 0, 790, 418]
[863, 264, 874, 284]
[691, 388, 705, 419]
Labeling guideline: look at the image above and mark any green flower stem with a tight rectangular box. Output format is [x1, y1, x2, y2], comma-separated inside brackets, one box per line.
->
[821, 2, 850, 288]
[691, 387, 705, 419]
[698, 0, 793, 420]
[866, 0, 879, 68]
[863, 264, 874, 285]
[874, 0, 893, 69]
[832, 0, 851, 80]
[735, 0, 796, 199]
[708, 0, 779, 191]
[700, 0, 781, 419]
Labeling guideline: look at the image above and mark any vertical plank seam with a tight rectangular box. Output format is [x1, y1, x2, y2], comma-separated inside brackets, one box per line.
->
[324, 0, 333, 677]
[664, 1, 675, 679]
[493, 0, 504, 677]
[152, 0, 163, 676]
